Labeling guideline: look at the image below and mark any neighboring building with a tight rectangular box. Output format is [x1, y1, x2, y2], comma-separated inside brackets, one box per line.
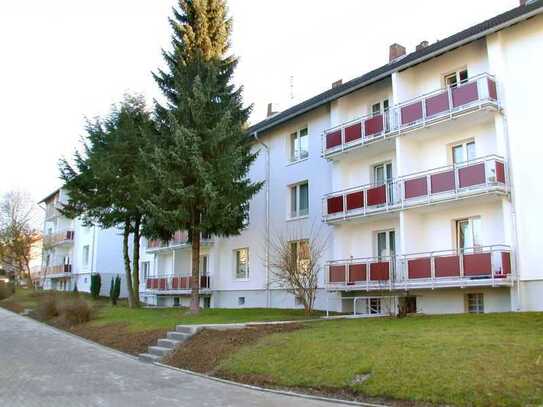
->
[39, 188, 128, 297]
[29, 236, 43, 288]
[140, 1, 543, 314]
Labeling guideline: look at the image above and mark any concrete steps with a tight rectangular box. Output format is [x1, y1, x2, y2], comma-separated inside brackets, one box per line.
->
[138, 326, 201, 363]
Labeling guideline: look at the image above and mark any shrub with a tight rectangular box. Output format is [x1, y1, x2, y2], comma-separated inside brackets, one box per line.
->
[36, 294, 60, 321]
[57, 297, 92, 326]
[90, 273, 101, 299]
[110, 276, 121, 306]
[0, 283, 12, 300]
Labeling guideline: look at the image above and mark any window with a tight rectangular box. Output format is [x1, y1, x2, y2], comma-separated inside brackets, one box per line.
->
[242, 203, 250, 227]
[373, 162, 394, 202]
[238, 296, 246, 306]
[142, 261, 150, 280]
[452, 141, 476, 164]
[235, 248, 249, 280]
[445, 69, 468, 88]
[289, 181, 309, 218]
[369, 298, 382, 314]
[173, 297, 180, 307]
[82, 245, 89, 267]
[289, 128, 309, 162]
[456, 217, 482, 252]
[199, 255, 208, 276]
[290, 240, 310, 275]
[371, 99, 389, 116]
[467, 293, 484, 313]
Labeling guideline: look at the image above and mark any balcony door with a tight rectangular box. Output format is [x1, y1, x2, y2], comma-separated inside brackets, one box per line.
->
[377, 230, 395, 259]
[456, 217, 481, 253]
[374, 162, 394, 203]
[372, 99, 390, 131]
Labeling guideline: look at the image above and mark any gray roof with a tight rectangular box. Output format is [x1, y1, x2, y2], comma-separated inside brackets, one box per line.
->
[247, 0, 543, 136]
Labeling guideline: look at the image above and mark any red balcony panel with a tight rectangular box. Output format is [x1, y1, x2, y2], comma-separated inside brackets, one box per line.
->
[158, 278, 167, 290]
[366, 185, 386, 206]
[458, 163, 486, 188]
[344, 122, 362, 143]
[463, 253, 492, 276]
[326, 130, 342, 149]
[496, 161, 506, 184]
[425, 91, 450, 117]
[171, 276, 180, 289]
[404, 177, 428, 199]
[501, 252, 511, 275]
[370, 262, 390, 281]
[430, 170, 455, 193]
[488, 78, 498, 101]
[364, 115, 384, 137]
[452, 81, 479, 108]
[151, 279, 159, 289]
[200, 276, 210, 289]
[408, 257, 432, 279]
[178, 277, 189, 289]
[146, 279, 153, 289]
[329, 265, 346, 283]
[348, 264, 367, 283]
[327, 196, 344, 214]
[435, 255, 460, 277]
[401, 101, 423, 125]
[346, 191, 364, 211]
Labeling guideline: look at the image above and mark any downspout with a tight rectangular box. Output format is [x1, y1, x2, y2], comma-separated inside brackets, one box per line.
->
[253, 131, 271, 308]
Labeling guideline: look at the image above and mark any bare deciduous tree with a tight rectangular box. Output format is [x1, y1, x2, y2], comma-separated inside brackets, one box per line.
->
[0, 190, 42, 287]
[268, 224, 329, 315]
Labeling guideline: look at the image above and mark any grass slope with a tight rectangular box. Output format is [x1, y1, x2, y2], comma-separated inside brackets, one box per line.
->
[219, 313, 543, 407]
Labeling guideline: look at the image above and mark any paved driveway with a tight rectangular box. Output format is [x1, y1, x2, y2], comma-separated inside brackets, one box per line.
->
[0, 308, 347, 407]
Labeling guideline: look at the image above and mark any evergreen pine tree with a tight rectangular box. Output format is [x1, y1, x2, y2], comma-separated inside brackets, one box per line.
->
[90, 273, 101, 299]
[59, 94, 156, 308]
[148, 0, 262, 313]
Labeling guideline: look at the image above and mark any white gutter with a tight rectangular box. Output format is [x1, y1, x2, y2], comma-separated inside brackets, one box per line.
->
[249, 4, 543, 136]
[253, 131, 271, 308]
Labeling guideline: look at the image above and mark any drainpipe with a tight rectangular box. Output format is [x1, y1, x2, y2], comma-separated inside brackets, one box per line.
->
[253, 131, 271, 308]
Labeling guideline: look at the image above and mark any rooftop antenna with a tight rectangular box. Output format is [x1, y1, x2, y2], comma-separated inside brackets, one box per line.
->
[289, 75, 294, 102]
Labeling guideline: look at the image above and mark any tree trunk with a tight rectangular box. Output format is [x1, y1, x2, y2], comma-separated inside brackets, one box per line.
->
[122, 220, 136, 308]
[131, 216, 141, 307]
[190, 216, 201, 314]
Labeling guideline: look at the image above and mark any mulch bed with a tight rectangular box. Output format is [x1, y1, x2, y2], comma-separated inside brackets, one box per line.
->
[164, 323, 302, 374]
[68, 323, 167, 356]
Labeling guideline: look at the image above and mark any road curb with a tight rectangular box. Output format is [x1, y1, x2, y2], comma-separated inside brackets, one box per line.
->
[153, 361, 390, 407]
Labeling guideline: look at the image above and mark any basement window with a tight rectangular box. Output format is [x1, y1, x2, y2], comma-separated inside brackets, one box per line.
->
[467, 293, 484, 314]
[238, 296, 245, 306]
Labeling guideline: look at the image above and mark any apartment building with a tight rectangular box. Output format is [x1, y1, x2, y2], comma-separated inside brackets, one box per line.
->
[39, 188, 128, 297]
[140, 1, 542, 314]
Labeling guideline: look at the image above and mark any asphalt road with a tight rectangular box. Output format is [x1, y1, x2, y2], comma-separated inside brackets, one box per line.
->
[0, 307, 346, 407]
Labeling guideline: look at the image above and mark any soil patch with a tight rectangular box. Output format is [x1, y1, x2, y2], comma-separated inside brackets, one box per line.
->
[164, 323, 302, 374]
[68, 323, 167, 355]
[0, 300, 25, 314]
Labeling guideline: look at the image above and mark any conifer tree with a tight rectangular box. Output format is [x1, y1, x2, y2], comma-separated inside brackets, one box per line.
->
[59, 94, 156, 308]
[148, 0, 261, 313]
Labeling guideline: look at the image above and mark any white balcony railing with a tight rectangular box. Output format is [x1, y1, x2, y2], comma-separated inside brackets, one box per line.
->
[43, 264, 72, 278]
[43, 229, 75, 247]
[146, 231, 214, 252]
[326, 244, 513, 291]
[322, 73, 499, 157]
[323, 155, 507, 222]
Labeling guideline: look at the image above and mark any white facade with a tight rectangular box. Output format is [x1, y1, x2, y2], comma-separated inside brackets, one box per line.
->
[140, 3, 543, 314]
[40, 188, 128, 297]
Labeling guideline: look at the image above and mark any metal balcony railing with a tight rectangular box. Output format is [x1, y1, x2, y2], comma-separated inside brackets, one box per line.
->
[144, 275, 210, 291]
[323, 155, 507, 222]
[43, 229, 75, 247]
[326, 244, 512, 291]
[146, 231, 214, 251]
[322, 73, 499, 157]
[43, 264, 72, 277]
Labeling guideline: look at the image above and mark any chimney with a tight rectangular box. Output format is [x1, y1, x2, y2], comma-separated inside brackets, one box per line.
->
[267, 102, 278, 118]
[416, 41, 429, 51]
[389, 43, 406, 62]
[332, 79, 343, 89]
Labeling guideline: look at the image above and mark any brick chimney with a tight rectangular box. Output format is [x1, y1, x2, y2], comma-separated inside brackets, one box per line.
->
[267, 103, 278, 118]
[389, 43, 406, 62]
[416, 41, 429, 51]
[332, 79, 343, 89]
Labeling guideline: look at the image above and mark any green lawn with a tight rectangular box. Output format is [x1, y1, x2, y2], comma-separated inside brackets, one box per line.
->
[219, 313, 543, 407]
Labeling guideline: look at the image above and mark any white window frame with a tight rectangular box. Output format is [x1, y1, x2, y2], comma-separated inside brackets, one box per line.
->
[451, 140, 476, 164]
[467, 293, 484, 314]
[370, 99, 389, 117]
[234, 248, 249, 280]
[288, 181, 309, 219]
[82, 245, 90, 267]
[142, 261, 150, 280]
[288, 127, 309, 163]
[455, 216, 482, 252]
[444, 68, 469, 88]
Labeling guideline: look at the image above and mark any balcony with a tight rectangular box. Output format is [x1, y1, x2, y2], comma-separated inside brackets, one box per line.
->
[43, 230, 75, 247]
[146, 231, 214, 252]
[43, 264, 72, 278]
[323, 155, 507, 223]
[144, 275, 211, 293]
[322, 73, 499, 158]
[326, 245, 513, 291]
